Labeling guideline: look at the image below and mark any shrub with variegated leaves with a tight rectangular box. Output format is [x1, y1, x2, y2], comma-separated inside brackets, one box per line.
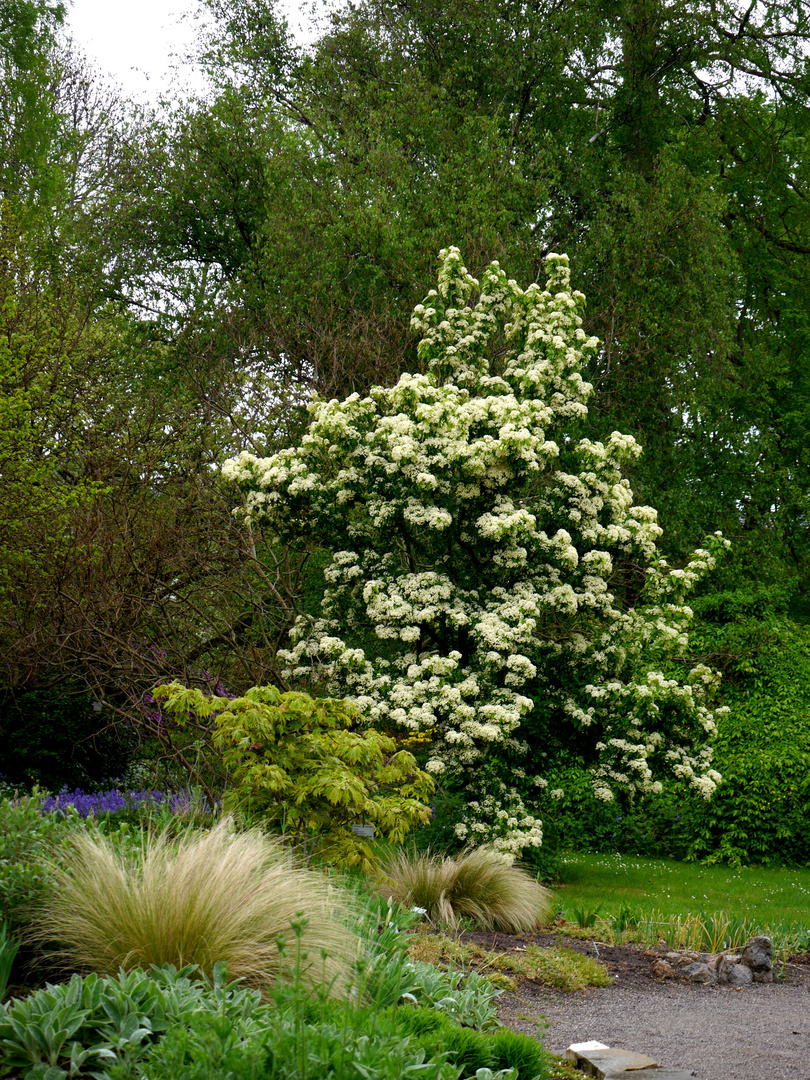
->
[223, 248, 728, 858]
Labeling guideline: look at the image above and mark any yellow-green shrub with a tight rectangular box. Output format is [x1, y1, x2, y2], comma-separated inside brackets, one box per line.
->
[153, 683, 434, 867]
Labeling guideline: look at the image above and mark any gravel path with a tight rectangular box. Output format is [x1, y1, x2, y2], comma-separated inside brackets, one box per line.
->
[501, 979, 810, 1080]
[451, 930, 810, 1080]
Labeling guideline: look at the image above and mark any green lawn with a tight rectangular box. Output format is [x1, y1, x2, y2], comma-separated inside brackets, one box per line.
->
[553, 853, 810, 952]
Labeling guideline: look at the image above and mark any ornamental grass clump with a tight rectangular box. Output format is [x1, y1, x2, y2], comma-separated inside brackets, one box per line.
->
[32, 819, 358, 994]
[379, 846, 553, 933]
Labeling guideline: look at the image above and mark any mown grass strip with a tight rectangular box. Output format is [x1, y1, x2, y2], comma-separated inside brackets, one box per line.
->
[555, 854, 810, 952]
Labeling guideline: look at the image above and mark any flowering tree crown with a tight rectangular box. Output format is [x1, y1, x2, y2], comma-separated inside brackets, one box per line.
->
[223, 248, 727, 858]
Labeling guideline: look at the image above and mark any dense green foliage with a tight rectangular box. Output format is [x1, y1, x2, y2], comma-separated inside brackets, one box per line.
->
[160, 0, 810, 595]
[685, 593, 810, 866]
[539, 590, 810, 866]
[0, 792, 74, 938]
[0, 0, 808, 869]
[1, 888, 543, 1080]
[153, 684, 434, 865]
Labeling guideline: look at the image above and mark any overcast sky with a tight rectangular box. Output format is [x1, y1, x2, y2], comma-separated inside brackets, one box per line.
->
[64, 0, 207, 99]
[64, 0, 312, 100]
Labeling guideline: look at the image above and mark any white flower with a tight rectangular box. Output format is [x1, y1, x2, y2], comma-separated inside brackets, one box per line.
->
[227, 246, 727, 855]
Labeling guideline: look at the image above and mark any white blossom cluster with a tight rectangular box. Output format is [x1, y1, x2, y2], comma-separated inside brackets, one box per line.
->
[223, 248, 728, 858]
[453, 786, 543, 860]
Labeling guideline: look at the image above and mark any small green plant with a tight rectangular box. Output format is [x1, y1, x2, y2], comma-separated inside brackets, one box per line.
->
[132, 976, 541, 1080]
[568, 905, 602, 930]
[0, 925, 19, 1004]
[152, 682, 435, 868]
[385, 1007, 549, 1079]
[379, 847, 553, 933]
[408, 934, 611, 993]
[32, 819, 358, 993]
[0, 790, 77, 935]
[0, 964, 264, 1080]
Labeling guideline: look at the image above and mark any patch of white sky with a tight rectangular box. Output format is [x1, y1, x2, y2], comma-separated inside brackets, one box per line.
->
[63, 0, 315, 102]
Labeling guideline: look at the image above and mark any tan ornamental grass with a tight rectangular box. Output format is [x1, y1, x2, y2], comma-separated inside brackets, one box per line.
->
[34, 819, 358, 994]
[378, 846, 554, 933]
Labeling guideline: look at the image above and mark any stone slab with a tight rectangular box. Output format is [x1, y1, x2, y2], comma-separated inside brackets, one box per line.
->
[604, 1072, 694, 1080]
[569, 1047, 658, 1078]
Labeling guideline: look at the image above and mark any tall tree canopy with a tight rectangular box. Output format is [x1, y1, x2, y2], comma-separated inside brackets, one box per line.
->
[118, 0, 810, 603]
[2, 0, 809, 790]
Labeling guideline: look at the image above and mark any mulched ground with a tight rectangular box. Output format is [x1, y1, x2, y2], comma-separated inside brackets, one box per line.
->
[454, 928, 810, 991]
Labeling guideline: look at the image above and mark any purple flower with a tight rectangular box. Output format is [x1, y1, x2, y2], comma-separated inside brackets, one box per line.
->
[39, 786, 211, 819]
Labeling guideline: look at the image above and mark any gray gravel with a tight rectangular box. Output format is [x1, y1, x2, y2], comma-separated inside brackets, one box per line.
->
[500, 980, 810, 1080]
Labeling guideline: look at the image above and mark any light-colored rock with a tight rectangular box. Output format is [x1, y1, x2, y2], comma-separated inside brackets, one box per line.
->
[570, 1047, 658, 1078]
[566, 1041, 610, 1060]
[682, 961, 716, 984]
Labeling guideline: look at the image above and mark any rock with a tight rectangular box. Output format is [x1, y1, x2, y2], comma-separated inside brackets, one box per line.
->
[727, 963, 753, 987]
[740, 936, 774, 982]
[682, 961, 716, 984]
[715, 954, 753, 987]
[568, 1047, 658, 1078]
[652, 958, 674, 979]
[604, 1071, 695, 1080]
[566, 1042, 610, 1060]
[715, 952, 748, 986]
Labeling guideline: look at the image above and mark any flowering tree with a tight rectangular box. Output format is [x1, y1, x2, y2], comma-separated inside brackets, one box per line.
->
[223, 248, 728, 859]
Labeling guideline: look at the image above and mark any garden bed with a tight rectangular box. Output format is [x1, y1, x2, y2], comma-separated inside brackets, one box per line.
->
[454, 929, 810, 991]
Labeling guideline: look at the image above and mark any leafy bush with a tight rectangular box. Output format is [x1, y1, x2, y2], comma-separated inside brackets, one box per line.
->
[0, 963, 264, 1080]
[153, 682, 434, 867]
[388, 1007, 549, 1080]
[535, 764, 699, 865]
[378, 847, 553, 932]
[683, 604, 810, 865]
[131, 981, 540, 1080]
[535, 591, 810, 867]
[0, 791, 75, 936]
[32, 819, 359, 993]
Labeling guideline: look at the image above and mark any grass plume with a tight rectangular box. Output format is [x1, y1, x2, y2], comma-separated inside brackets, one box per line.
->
[379, 846, 553, 933]
[33, 819, 358, 993]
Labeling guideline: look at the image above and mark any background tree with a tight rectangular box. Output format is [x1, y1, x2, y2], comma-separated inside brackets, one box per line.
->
[117, 0, 810, 607]
[0, 33, 304, 787]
